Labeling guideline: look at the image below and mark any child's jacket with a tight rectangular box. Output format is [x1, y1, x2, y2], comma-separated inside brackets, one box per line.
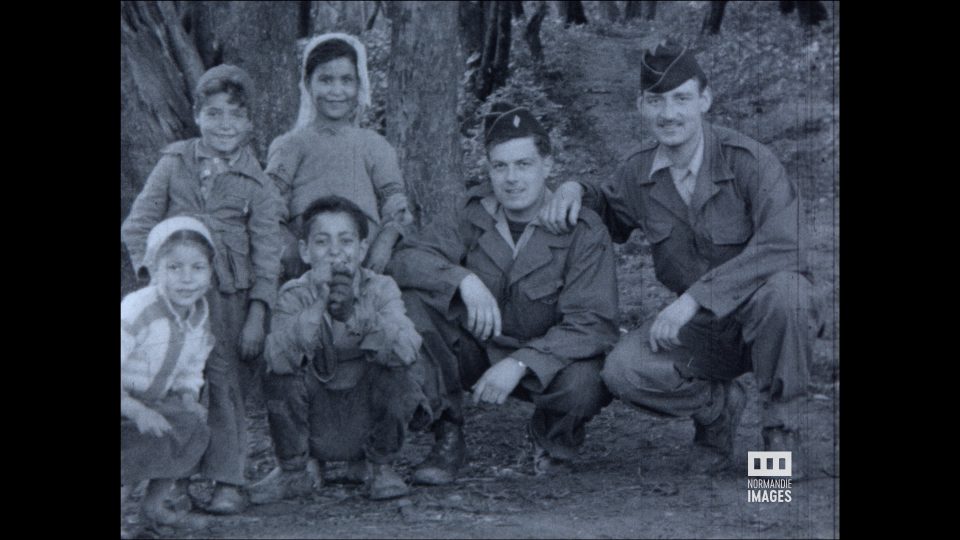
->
[121, 138, 283, 308]
[121, 285, 215, 401]
[264, 268, 422, 385]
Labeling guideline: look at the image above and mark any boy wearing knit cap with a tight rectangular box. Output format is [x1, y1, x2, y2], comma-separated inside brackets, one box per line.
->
[541, 40, 821, 478]
[122, 64, 284, 512]
[387, 103, 618, 482]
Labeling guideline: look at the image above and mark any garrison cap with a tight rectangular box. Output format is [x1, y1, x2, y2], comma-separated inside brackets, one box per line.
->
[483, 102, 550, 147]
[639, 39, 707, 93]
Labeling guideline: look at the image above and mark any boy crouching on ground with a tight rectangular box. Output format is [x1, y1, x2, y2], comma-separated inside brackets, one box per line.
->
[248, 196, 430, 503]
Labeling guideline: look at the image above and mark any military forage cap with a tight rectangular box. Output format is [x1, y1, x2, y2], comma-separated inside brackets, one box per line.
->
[639, 39, 706, 93]
[483, 102, 550, 146]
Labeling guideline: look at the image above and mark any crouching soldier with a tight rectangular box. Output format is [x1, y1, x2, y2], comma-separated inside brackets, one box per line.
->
[386, 103, 619, 483]
[248, 196, 431, 502]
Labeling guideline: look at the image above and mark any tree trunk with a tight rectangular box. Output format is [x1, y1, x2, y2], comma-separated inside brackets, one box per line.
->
[701, 0, 727, 35]
[559, 0, 588, 26]
[779, 1, 795, 14]
[474, 1, 512, 101]
[386, 1, 464, 226]
[459, 0, 485, 61]
[525, 1, 549, 63]
[511, 0, 524, 18]
[623, 1, 641, 20]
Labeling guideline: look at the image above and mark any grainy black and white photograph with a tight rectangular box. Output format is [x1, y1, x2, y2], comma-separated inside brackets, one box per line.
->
[120, 1, 839, 538]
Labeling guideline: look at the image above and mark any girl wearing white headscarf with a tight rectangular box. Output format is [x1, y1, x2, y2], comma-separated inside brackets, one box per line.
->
[266, 33, 412, 279]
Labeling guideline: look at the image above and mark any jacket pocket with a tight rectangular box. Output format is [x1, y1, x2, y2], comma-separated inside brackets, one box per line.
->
[221, 233, 252, 289]
[710, 214, 753, 245]
[523, 279, 563, 305]
[644, 219, 673, 244]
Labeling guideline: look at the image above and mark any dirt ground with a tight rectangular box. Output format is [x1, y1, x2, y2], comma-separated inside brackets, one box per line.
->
[122, 5, 839, 538]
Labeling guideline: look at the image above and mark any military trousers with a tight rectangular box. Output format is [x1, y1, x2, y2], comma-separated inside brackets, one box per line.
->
[601, 271, 819, 431]
[402, 289, 612, 460]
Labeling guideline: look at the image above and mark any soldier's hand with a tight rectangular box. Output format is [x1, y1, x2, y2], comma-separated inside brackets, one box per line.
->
[472, 358, 526, 405]
[649, 293, 699, 352]
[458, 274, 502, 341]
[327, 268, 355, 322]
[539, 181, 583, 234]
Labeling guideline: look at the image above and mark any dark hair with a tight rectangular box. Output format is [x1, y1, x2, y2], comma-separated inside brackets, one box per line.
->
[486, 133, 552, 158]
[193, 79, 249, 116]
[300, 196, 369, 241]
[305, 39, 359, 80]
[155, 230, 216, 265]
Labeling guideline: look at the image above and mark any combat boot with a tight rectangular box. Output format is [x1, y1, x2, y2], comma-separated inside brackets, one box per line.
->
[412, 420, 466, 485]
[689, 379, 747, 474]
[367, 462, 410, 500]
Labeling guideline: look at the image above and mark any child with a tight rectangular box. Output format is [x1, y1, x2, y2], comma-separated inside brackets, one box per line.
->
[121, 64, 283, 514]
[247, 196, 430, 503]
[121, 217, 217, 528]
[266, 33, 413, 279]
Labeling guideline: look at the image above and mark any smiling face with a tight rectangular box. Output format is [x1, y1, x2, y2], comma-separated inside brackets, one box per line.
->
[308, 57, 359, 123]
[154, 242, 213, 316]
[638, 78, 711, 151]
[195, 92, 252, 158]
[487, 137, 553, 222]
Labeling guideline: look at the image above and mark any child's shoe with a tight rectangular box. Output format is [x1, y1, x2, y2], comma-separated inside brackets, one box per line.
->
[367, 462, 409, 500]
[247, 466, 315, 504]
[207, 483, 247, 514]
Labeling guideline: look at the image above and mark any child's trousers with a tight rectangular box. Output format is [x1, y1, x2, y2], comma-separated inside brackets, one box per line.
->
[262, 358, 428, 470]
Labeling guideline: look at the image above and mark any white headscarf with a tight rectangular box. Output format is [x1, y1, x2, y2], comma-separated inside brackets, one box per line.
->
[141, 216, 217, 280]
[294, 33, 372, 130]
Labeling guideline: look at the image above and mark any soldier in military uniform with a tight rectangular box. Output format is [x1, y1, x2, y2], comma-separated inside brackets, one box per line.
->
[540, 41, 821, 477]
[386, 103, 619, 483]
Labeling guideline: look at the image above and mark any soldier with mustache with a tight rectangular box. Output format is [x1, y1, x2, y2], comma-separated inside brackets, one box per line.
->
[540, 40, 822, 479]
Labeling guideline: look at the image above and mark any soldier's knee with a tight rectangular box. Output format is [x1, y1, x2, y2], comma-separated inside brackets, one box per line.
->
[601, 341, 641, 398]
[751, 272, 814, 321]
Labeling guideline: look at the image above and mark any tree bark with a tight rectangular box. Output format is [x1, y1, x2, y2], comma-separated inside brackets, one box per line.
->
[386, 1, 464, 226]
[511, 0, 524, 18]
[525, 1, 549, 63]
[701, 0, 727, 35]
[623, 1, 641, 20]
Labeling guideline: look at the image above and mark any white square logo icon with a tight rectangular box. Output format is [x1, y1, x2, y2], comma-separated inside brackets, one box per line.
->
[748, 451, 791, 477]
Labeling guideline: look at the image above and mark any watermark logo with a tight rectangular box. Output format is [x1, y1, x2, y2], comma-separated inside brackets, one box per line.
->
[748, 451, 791, 477]
[746, 451, 792, 503]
